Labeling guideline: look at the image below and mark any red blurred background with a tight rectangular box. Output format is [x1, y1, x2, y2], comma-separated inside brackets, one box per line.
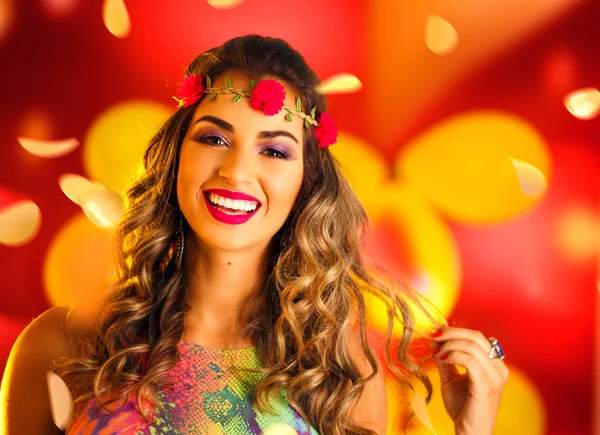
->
[0, 1, 598, 434]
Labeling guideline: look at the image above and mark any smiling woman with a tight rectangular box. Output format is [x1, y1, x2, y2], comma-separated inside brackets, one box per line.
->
[0, 35, 508, 435]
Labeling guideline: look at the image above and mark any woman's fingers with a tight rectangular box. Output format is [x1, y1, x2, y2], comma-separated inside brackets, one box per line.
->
[432, 326, 493, 356]
[434, 339, 503, 385]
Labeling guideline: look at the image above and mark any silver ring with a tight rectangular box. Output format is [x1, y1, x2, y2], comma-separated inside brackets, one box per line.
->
[488, 337, 505, 360]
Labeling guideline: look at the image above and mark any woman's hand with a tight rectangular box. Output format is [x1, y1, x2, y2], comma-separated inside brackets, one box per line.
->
[431, 327, 509, 435]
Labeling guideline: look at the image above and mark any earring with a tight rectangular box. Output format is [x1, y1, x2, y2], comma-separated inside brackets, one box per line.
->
[175, 213, 185, 269]
[276, 234, 294, 281]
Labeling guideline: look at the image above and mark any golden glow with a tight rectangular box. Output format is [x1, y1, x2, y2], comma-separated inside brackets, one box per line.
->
[44, 215, 115, 315]
[58, 173, 93, 206]
[425, 14, 458, 55]
[564, 87, 600, 120]
[83, 100, 167, 193]
[407, 364, 545, 434]
[102, 0, 130, 38]
[18, 136, 79, 158]
[397, 111, 551, 223]
[329, 132, 389, 212]
[0, 200, 41, 247]
[362, 185, 460, 334]
[510, 157, 548, 197]
[46, 372, 73, 430]
[555, 207, 599, 263]
[316, 73, 363, 95]
[206, 0, 245, 8]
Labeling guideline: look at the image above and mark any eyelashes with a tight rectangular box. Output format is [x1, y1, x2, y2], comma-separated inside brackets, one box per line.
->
[193, 133, 292, 160]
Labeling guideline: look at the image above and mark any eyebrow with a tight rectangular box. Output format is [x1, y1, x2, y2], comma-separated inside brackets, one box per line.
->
[193, 115, 299, 145]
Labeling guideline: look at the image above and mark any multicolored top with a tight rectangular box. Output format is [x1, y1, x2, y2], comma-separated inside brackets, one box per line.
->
[67, 339, 319, 435]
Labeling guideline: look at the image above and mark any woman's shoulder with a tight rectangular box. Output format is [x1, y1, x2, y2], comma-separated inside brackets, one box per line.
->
[15, 305, 77, 354]
[0, 306, 79, 434]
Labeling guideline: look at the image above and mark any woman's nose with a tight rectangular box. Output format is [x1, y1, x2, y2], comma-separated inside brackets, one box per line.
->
[217, 147, 257, 186]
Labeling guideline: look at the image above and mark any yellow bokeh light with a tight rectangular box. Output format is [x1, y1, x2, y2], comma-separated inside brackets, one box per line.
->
[44, 214, 116, 317]
[102, 0, 130, 38]
[397, 111, 551, 224]
[555, 206, 599, 263]
[330, 132, 390, 212]
[425, 14, 458, 55]
[18, 136, 80, 158]
[316, 73, 363, 95]
[404, 364, 546, 435]
[330, 132, 459, 334]
[364, 185, 460, 334]
[83, 100, 168, 193]
[564, 87, 600, 120]
[0, 199, 42, 247]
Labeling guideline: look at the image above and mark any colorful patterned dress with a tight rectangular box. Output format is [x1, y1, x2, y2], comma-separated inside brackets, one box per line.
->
[67, 339, 319, 435]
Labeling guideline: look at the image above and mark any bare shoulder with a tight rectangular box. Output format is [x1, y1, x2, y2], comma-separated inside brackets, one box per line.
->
[0, 306, 74, 435]
[344, 328, 388, 435]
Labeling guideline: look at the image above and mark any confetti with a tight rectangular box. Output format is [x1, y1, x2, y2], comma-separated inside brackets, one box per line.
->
[47, 371, 73, 430]
[564, 87, 600, 120]
[316, 73, 362, 95]
[17, 137, 79, 158]
[0, 199, 41, 247]
[102, 0, 130, 38]
[425, 14, 458, 55]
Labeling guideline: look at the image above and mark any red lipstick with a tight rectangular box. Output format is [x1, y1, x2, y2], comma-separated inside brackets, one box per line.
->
[203, 188, 261, 225]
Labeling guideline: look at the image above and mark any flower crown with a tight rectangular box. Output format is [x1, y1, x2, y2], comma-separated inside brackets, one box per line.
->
[174, 74, 338, 148]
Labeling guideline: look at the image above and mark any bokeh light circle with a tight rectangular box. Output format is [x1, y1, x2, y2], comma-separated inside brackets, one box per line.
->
[83, 100, 168, 193]
[396, 111, 551, 223]
[330, 132, 390, 212]
[402, 363, 546, 435]
[44, 214, 116, 317]
[362, 185, 460, 334]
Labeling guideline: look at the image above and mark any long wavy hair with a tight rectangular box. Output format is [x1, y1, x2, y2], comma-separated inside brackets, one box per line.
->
[54, 35, 443, 435]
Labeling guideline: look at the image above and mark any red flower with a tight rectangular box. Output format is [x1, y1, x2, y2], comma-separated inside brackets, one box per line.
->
[250, 79, 286, 116]
[176, 74, 205, 108]
[314, 112, 338, 148]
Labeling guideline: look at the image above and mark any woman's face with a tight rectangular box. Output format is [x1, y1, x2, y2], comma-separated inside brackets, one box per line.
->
[177, 71, 305, 253]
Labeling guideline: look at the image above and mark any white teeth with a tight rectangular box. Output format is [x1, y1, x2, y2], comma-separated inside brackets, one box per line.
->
[207, 192, 258, 212]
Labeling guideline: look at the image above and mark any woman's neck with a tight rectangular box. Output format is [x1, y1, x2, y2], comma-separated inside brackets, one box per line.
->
[181, 233, 271, 348]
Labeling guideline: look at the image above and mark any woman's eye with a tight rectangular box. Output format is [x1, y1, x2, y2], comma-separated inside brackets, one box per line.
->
[263, 147, 290, 159]
[196, 134, 228, 146]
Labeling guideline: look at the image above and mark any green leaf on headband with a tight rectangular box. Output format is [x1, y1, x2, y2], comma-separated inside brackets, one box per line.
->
[205, 92, 217, 101]
[304, 119, 309, 129]
[285, 111, 293, 122]
[225, 77, 233, 88]
[250, 79, 257, 90]
[296, 97, 302, 112]
[205, 76, 212, 88]
[310, 106, 316, 119]
[232, 94, 243, 103]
